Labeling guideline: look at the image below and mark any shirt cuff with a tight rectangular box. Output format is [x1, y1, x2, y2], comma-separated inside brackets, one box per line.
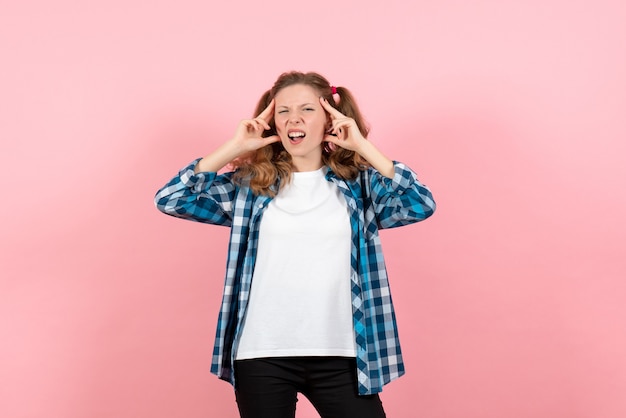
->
[179, 158, 218, 191]
[382, 161, 418, 193]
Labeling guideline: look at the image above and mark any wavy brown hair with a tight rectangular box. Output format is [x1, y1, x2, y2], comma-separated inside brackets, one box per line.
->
[231, 71, 371, 196]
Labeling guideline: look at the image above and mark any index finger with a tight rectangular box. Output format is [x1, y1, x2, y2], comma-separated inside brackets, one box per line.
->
[256, 99, 275, 122]
[319, 97, 344, 119]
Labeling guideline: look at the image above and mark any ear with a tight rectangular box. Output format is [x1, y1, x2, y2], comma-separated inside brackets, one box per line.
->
[325, 118, 333, 132]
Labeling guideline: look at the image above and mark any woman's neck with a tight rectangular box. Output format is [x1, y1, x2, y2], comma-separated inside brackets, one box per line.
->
[291, 158, 323, 172]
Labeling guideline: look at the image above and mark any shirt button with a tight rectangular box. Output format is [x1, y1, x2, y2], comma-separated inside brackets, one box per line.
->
[258, 204, 264, 208]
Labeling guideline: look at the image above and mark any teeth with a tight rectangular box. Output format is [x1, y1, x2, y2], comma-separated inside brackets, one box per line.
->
[288, 132, 305, 138]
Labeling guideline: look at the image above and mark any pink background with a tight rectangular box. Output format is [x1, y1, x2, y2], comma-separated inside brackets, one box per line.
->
[1, 1, 625, 417]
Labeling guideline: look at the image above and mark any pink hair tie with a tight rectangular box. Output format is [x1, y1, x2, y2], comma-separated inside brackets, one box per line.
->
[331, 86, 337, 95]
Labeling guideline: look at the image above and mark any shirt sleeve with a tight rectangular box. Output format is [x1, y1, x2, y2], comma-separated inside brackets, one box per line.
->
[368, 161, 436, 229]
[154, 158, 236, 227]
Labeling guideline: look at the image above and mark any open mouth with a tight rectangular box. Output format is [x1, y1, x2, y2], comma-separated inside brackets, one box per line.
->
[287, 130, 306, 144]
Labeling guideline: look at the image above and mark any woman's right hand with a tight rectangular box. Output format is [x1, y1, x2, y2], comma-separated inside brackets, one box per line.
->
[194, 100, 279, 173]
[229, 99, 280, 153]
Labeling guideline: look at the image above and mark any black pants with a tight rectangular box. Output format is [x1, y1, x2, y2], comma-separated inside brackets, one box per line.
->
[234, 357, 386, 418]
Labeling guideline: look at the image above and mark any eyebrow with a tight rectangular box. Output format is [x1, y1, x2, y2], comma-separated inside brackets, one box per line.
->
[276, 103, 316, 109]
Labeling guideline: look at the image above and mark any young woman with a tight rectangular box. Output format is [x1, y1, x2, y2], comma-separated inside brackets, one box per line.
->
[154, 71, 436, 418]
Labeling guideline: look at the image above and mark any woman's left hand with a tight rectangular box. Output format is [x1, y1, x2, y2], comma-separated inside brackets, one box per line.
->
[320, 97, 366, 153]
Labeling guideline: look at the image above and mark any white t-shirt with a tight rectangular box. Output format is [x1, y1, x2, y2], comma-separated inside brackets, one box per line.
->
[235, 168, 356, 360]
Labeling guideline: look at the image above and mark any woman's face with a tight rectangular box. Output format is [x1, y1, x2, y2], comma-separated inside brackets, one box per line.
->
[273, 83, 328, 172]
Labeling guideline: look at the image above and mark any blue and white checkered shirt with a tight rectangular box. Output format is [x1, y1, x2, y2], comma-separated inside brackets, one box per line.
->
[155, 159, 436, 395]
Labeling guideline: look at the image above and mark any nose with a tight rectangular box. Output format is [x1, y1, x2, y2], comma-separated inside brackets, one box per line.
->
[288, 112, 302, 124]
